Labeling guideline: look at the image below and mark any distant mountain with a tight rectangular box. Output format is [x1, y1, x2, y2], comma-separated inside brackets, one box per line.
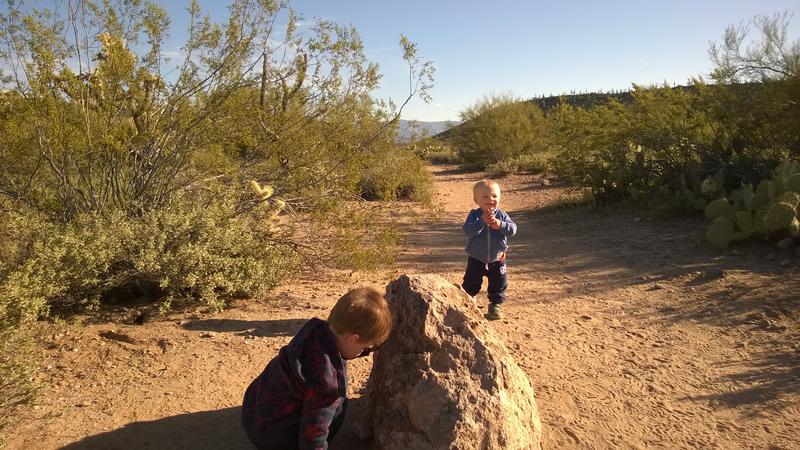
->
[397, 119, 459, 143]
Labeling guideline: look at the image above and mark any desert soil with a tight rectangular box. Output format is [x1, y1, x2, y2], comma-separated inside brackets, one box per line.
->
[5, 165, 800, 450]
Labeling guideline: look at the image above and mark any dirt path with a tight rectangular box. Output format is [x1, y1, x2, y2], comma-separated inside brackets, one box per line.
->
[6, 165, 800, 449]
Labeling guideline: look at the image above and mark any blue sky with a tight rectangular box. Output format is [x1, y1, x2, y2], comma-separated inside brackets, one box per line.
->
[6, 1, 800, 121]
[270, 1, 799, 121]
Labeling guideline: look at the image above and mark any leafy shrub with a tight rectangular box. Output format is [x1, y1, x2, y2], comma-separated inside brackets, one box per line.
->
[426, 150, 461, 164]
[485, 159, 520, 178]
[0, 200, 296, 316]
[331, 209, 402, 270]
[358, 147, 433, 203]
[453, 94, 550, 169]
[515, 153, 552, 173]
[486, 153, 553, 178]
[420, 141, 461, 164]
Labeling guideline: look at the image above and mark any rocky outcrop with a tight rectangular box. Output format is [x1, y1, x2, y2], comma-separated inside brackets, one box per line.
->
[364, 274, 542, 450]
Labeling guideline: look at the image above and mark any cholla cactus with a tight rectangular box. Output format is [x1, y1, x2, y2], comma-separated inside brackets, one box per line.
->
[776, 191, 800, 210]
[248, 180, 274, 201]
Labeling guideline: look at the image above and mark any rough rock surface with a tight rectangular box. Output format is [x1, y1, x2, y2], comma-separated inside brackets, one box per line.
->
[364, 274, 542, 450]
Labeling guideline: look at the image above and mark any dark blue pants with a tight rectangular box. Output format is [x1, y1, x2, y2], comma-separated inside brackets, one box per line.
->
[462, 256, 508, 304]
[243, 399, 347, 449]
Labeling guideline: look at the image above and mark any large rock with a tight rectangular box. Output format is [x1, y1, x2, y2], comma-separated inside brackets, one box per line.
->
[364, 274, 542, 450]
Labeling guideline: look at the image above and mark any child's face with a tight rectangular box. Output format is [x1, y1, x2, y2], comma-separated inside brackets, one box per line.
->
[337, 333, 377, 360]
[474, 184, 501, 211]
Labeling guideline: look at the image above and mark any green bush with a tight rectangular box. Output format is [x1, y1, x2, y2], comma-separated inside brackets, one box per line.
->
[453, 94, 550, 169]
[485, 153, 553, 178]
[514, 153, 552, 173]
[0, 200, 296, 316]
[358, 147, 433, 203]
[485, 159, 520, 178]
[421, 141, 461, 164]
[331, 210, 402, 271]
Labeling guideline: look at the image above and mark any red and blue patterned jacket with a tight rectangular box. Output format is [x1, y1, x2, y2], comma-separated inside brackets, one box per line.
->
[242, 318, 347, 449]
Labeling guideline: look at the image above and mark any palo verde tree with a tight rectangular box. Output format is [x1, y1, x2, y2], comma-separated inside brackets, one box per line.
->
[0, 1, 433, 435]
[0, 0, 434, 316]
[708, 11, 800, 160]
[0, 0, 433, 221]
[453, 92, 549, 169]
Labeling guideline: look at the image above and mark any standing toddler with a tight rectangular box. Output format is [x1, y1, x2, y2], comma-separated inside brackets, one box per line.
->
[461, 179, 517, 320]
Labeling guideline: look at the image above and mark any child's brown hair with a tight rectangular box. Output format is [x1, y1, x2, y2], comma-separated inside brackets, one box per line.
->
[327, 287, 392, 344]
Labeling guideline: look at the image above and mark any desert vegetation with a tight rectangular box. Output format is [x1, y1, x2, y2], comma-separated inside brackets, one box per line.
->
[0, 0, 434, 440]
[1, 1, 798, 446]
[436, 13, 799, 247]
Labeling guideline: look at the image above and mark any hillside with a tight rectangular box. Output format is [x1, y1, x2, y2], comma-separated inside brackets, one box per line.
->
[433, 83, 764, 141]
[397, 119, 458, 143]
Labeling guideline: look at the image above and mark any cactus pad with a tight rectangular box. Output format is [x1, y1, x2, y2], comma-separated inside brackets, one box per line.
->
[789, 174, 800, 194]
[704, 197, 734, 220]
[707, 216, 734, 249]
[757, 202, 796, 236]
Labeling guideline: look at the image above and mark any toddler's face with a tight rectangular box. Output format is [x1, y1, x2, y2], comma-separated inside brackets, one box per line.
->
[474, 185, 501, 211]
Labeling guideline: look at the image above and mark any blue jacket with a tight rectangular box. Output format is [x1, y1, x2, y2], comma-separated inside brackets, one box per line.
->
[462, 207, 517, 264]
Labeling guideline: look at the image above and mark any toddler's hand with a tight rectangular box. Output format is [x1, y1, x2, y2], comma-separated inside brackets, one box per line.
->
[483, 209, 501, 229]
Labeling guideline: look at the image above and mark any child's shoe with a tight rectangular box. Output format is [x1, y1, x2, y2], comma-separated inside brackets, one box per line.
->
[487, 303, 503, 320]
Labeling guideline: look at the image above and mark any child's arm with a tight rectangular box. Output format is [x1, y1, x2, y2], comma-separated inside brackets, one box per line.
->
[497, 211, 517, 236]
[299, 392, 342, 449]
[462, 209, 486, 237]
[297, 335, 345, 449]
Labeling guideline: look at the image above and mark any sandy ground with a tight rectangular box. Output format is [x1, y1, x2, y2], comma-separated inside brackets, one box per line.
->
[5, 165, 800, 450]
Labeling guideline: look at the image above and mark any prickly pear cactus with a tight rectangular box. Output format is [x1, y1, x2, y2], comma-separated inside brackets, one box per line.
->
[774, 159, 800, 192]
[753, 207, 768, 236]
[693, 198, 707, 211]
[739, 184, 754, 211]
[707, 216, 735, 249]
[735, 210, 755, 232]
[704, 197, 734, 220]
[731, 211, 754, 241]
[753, 179, 777, 210]
[789, 174, 800, 193]
[756, 201, 796, 236]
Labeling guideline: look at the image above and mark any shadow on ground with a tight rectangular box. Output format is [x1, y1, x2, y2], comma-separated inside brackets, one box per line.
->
[695, 345, 800, 415]
[402, 192, 797, 305]
[181, 318, 308, 337]
[60, 398, 372, 450]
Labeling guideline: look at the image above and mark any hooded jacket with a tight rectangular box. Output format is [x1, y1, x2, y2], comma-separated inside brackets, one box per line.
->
[462, 207, 517, 263]
[242, 318, 346, 449]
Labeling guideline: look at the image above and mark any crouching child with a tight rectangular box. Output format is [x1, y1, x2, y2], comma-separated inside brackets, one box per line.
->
[241, 287, 392, 449]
